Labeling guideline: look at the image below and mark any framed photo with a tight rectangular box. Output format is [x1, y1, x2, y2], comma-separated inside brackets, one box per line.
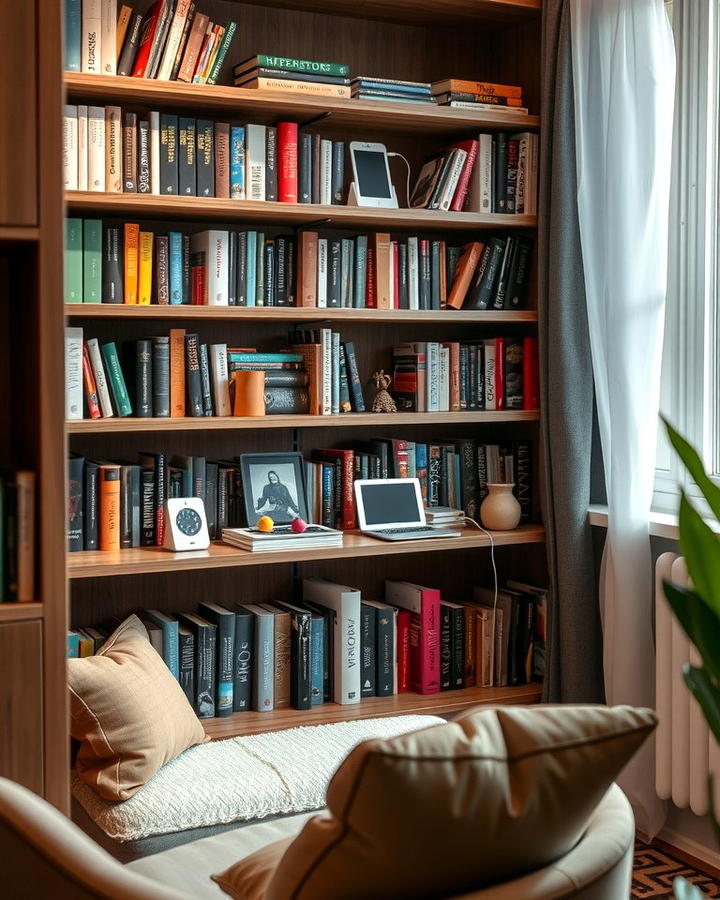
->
[240, 452, 308, 527]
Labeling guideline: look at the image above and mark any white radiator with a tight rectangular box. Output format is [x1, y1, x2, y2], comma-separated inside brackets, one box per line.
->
[655, 552, 720, 815]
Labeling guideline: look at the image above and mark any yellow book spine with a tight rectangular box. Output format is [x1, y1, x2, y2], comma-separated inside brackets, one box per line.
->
[138, 231, 154, 305]
[124, 222, 139, 304]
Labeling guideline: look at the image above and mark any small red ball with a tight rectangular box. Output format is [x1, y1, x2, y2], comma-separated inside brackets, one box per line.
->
[291, 516, 307, 533]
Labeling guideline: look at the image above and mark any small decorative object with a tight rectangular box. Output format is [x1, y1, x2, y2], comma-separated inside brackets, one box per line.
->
[163, 498, 211, 551]
[291, 516, 308, 534]
[371, 370, 397, 413]
[240, 452, 309, 527]
[256, 515, 274, 533]
[233, 370, 266, 416]
[479, 483, 521, 531]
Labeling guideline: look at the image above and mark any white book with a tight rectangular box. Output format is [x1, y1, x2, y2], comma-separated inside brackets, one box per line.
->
[447, 101, 528, 114]
[81, 0, 102, 73]
[209, 344, 232, 416]
[303, 578, 361, 705]
[100, 0, 116, 75]
[407, 237, 419, 310]
[320, 140, 332, 205]
[156, 0, 192, 81]
[511, 131, 530, 214]
[104, 106, 122, 193]
[241, 604, 274, 712]
[65, 327, 84, 420]
[426, 341, 440, 411]
[317, 238, 328, 308]
[439, 346, 450, 412]
[466, 133, 493, 213]
[63, 106, 78, 190]
[245, 124, 266, 201]
[86, 338, 114, 417]
[87, 106, 105, 192]
[438, 148, 467, 211]
[190, 231, 229, 305]
[528, 133, 539, 215]
[331, 331, 340, 415]
[150, 111, 160, 195]
[483, 339, 497, 410]
[77, 106, 88, 191]
[320, 327, 332, 415]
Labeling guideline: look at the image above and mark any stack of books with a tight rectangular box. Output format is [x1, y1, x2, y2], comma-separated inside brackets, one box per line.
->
[222, 524, 343, 552]
[233, 54, 351, 100]
[431, 78, 528, 115]
[351, 77, 434, 105]
[425, 506, 465, 527]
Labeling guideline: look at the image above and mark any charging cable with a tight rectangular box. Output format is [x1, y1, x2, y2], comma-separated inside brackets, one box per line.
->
[388, 151, 411, 207]
[463, 516, 498, 616]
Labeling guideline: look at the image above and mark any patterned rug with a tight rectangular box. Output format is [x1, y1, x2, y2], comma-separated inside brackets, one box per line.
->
[633, 843, 719, 898]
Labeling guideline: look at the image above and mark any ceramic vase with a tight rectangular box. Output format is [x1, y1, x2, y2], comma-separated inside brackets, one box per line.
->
[479, 483, 521, 531]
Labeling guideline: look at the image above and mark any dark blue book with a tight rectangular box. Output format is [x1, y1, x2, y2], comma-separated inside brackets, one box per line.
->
[229, 607, 254, 711]
[310, 614, 324, 706]
[178, 117, 196, 195]
[147, 610, 180, 680]
[179, 613, 216, 718]
[198, 601, 235, 717]
[299, 132, 312, 203]
[196, 119, 215, 197]
[343, 341, 365, 411]
[65, 0, 81, 71]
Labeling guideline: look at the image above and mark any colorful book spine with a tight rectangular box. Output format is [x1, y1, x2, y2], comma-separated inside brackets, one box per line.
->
[230, 126, 245, 199]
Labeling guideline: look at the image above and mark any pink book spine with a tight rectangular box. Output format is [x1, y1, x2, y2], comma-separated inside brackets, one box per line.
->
[419, 588, 441, 693]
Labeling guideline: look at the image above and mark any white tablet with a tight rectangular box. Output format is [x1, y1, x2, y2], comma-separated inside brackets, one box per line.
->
[348, 141, 398, 208]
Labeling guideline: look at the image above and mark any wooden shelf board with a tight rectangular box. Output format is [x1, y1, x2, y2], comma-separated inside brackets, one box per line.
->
[67, 524, 545, 579]
[66, 410, 540, 434]
[65, 192, 537, 231]
[64, 74, 539, 134]
[203, 683, 543, 740]
[0, 602, 44, 622]
[64, 303, 538, 324]
[0, 225, 40, 241]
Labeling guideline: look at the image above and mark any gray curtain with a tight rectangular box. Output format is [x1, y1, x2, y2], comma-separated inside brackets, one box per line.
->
[539, 0, 604, 702]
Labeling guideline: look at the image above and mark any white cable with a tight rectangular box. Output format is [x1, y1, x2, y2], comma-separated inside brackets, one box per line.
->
[388, 151, 411, 208]
[463, 516, 498, 616]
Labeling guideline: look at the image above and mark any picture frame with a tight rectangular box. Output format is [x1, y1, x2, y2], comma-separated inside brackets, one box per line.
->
[240, 452, 309, 527]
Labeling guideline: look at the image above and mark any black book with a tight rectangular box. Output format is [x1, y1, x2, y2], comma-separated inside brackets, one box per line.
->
[492, 236, 515, 310]
[199, 343, 213, 416]
[205, 461, 218, 539]
[178, 625, 195, 707]
[159, 114, 179, 195]
[182, 234, 191, 305]
[327, 240, 342, 307]
[298, 132, 312, 203]
[120, 465, 134, 549]
[178, 117, 197, 196]
[138, 451, 165, 547]
[117, 11, 143, 76]
[154, 235, 169, 305]
[135, 339, 153, 417]
[493, 133, 508, 213]
[263, 240, 275, 306]
[216, 465, 229, 533]
[372, 602, 394, 697]
[360, 603, 376, 697]
[67, 455, 84, 552]
[467, 344, 478, 411]
[198, 601, 235, 717]
[466, 237, 505, 311]
[331, 141, 344, 203]
[227, 231, 237, 306]
[398, 242, 409, 310]
[152, 336, 169, 417]
[84, 460, 99, 551]
[228, 607, 253, 712]
[311, 133, 322, 204]
[140, 467, 154, 546]
[459, 344, 469, 410]
[419, 240, 431, 310]
[236, 231, 247, 305]
[462, 242, 491, 311]
[179, 613, 217, 718]
[286, 237, 295, 305]
[102, 226, 123, 304]
[448, 603, 465, 689]
[275, 235, 288, 306]
[265, 126, 277, 201]
[504, 236, 533, 310]
[193, 456, 206, 505]
[302, 600, 333, 702]
[504, 340, 524, 410]
[196, 119, 214, 197]
[430, 240, 441, 311]
[184, 333, 203, 417]
[453, 437, 478, 520]
[440, 603, 452, 691]
[137, 118, 150, 193]
[129, 464, 141, 547]
[275, 601, 312, 710]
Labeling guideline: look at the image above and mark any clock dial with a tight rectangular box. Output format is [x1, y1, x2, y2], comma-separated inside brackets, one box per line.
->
[176, 507, 202, 537]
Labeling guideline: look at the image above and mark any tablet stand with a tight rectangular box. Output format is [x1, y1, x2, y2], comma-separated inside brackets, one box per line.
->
[346, 182, 399, 208]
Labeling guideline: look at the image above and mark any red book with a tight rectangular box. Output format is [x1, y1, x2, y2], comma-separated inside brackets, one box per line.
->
[523, 336, 539, 409]
[365, 247, 376, 308]
[311, 449, 355, 529]
[495, 336, 506, 410]
[392, 241, 400, 308]
[277, 122, 299, 203]
[443, 341, 460, 411]
[449, 139, 479, 211]
[385, 581, 440, 695]
[396, 610, 412, 692]
[82, 342, 101, 419]
[131, 1, 165, 77]
[191, 263, 205, 305]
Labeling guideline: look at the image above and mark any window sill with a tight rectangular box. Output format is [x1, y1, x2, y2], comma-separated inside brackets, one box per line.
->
[587, 505, 681, 540]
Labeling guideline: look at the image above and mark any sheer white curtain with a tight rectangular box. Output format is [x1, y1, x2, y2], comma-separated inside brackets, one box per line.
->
[569, 0, 675, 836]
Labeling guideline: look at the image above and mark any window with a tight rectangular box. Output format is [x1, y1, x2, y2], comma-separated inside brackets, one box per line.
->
[654, 0, 720, 512]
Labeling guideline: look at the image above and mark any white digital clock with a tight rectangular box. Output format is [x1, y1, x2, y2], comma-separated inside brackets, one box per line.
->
[163, 498, 211, 551]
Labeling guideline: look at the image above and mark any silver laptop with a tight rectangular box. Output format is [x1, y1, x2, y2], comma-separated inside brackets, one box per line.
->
[354, 478, 462, 542]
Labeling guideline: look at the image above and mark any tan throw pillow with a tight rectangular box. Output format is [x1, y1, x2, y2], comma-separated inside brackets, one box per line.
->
[214, 704, 656, 900]
[68, 614, 207, 802]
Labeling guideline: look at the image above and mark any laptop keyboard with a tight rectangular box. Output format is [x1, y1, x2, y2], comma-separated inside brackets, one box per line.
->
[373, 527, 436, 535]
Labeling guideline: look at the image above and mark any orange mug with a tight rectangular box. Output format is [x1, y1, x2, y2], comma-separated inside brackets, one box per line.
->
[233, 370, 266, 416]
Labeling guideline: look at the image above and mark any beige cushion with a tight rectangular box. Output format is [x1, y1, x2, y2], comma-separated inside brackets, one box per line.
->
[213, 704, 656, 900]
[68, 615, 207, 802]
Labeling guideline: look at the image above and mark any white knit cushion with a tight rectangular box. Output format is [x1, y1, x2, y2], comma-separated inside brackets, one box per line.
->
[72, 715, 443, 842]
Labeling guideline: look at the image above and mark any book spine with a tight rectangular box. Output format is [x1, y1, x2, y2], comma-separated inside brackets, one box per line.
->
[178, 12, 209, 82]
[138, 231, 153, 305]
[87, 338, 114, 417]
[199, 344, 213, 415]
[230, 126, 245, 199]
[65, 0, 82, 71]
[265, 126, 277, 201]
[298, 132, 312, 203]
[179, 628, 195, 706]
[343, 341, 365, 412]
[81, 219, 101, 304]
[99, 466, 121, 551]
[253, 614, 274, 711]
[117, 11, 143, 76]
[493, 133, 508, 213]
[169, 328, 186, 416]
[214, 122, 230, 198]
[194, 625, 217, 717]
[184, 333, 204, 417]
[320, 139, 332, 205]
[67, 456, 84, 552]
[278, 122, 298, 203]
[440, 604, 452, 690]
[101, 342, 132, 416]
[120, 465, 133, 549]
[210, 343, 231, 415]
[65, 327, 83, 419]
[103, 106, 121, 192]
[451, 141, 478, 211]
[178, 117, 197, 195]
[245, 124, 266, 201]
[515, 440, 532, 523]
[135, 339, 153, 417]
[247, 77, 351, 98]
[214, 614, 234, 716]
[63, 106, 78, 190]
[420, 590, 441, 693]
[396, 610, 411, 692]
[83, 462, 98, 551]
[157, 0, 192, 81]
[159, 114, 179, 194]
[375, 606, 394, 697]
[331, 140, 344, 203]
[137, 118, 151, 193]
[360, 604, 376, 697]
[87, 106, 105, 191]
[232, 613, 253, 711]
[290, 612, 312, 710]
[310, 617, 324, 705]
[206, 20, 236, 84]
[122, 112, 137, 192]
[81, 0, 102, 73]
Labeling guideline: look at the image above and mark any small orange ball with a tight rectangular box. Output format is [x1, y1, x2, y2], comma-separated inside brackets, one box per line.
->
[257, 515, 274, 532]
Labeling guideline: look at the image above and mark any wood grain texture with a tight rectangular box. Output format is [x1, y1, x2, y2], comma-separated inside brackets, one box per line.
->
[0, 603, 44, 623]
[203, 683, 543, 739]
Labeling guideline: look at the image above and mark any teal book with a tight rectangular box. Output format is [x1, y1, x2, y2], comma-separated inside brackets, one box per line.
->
[255, 232, 265, 306]
[206, 21, 237, 85]
[226, 352, 302, 364]
[353, 235, 367, 308]
[65, 218, 83, 303]
[168, 232, 183, 305]
[246, 231, 257, 306]
[310, 615, 324, 705]
[64, 0, 81, 72]
[82, 219, 102, 304]
[147, 610, 180, 680]
[230, 126, 245, 199]
[101, 342, 133, 417]
[67, 631, 80, 658]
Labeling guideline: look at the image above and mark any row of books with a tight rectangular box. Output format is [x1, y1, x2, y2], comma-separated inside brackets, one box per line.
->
[305, 439, 532, 530]
[412, 132, 538, 216]
[64, 0, 235, 84]
[0, 470, 35, 603]
[67, 576, 546, 717]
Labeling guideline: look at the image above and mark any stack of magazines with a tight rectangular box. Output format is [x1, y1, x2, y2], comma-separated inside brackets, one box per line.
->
[222, 524, 343, 552]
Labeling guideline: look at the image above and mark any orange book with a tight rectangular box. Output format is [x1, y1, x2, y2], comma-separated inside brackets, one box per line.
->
[298, 231, 318, 307]
[372, 232, 391, 309]
[123, 222, 139, 304]
[432, 79, 522, 99]
[99, 464, 121, 551]
[169, 328, 186, 417]
[443, 341, 460, 411]
[214, 122, 230, 198]
[293, 343, 322, 415]
[446, 241, 484, 310]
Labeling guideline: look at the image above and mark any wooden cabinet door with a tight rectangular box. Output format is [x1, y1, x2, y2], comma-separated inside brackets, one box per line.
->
[0, 621, 43, 793]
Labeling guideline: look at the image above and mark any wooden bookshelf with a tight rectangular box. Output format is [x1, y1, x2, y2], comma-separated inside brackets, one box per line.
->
[0, 603, 45, 624]
[67, 525, 546, 579]
[203, 683, 543, 740]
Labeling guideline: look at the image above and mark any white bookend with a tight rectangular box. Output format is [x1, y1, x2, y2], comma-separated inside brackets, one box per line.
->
[439, 346, 450, 412]
[483, 338, 497, 410]
[317, 238, 328, 308]
[241, 604, 274, 712]
[320, 327, 332, 415]
[210, 343, 231, 416]
[303, 578, 361, 705]
[407, 237, 419, 310]
[245, 124, 267, 201]
[104, 106, 122, 193]
[100, 0, 116, 75]
[81, 0, 102, 73]
[320, 139, 332, 205]
[65, 327, 84, 420]
[77, 106, 88, 191]
[438, 148, 467, 211]
[156, 0, 192, 81]
[465, 133, 493, 213]
[63, 106, 78, 190]
[426, 341, 440, 411]
[87, 337, 114, 417]
[87, 106, 105, 192]
[150, 111, 160, 195]
[190, 230, 229, 305]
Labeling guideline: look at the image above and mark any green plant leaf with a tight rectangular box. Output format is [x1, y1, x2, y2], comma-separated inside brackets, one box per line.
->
[678, 492, 720, 618]
[663, 582, 720, 683]
[663, 416, 720, 521]
[683, 665, 720, 746]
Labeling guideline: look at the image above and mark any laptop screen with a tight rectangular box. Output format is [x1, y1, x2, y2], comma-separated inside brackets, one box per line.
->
[358, 481, 423, 526]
